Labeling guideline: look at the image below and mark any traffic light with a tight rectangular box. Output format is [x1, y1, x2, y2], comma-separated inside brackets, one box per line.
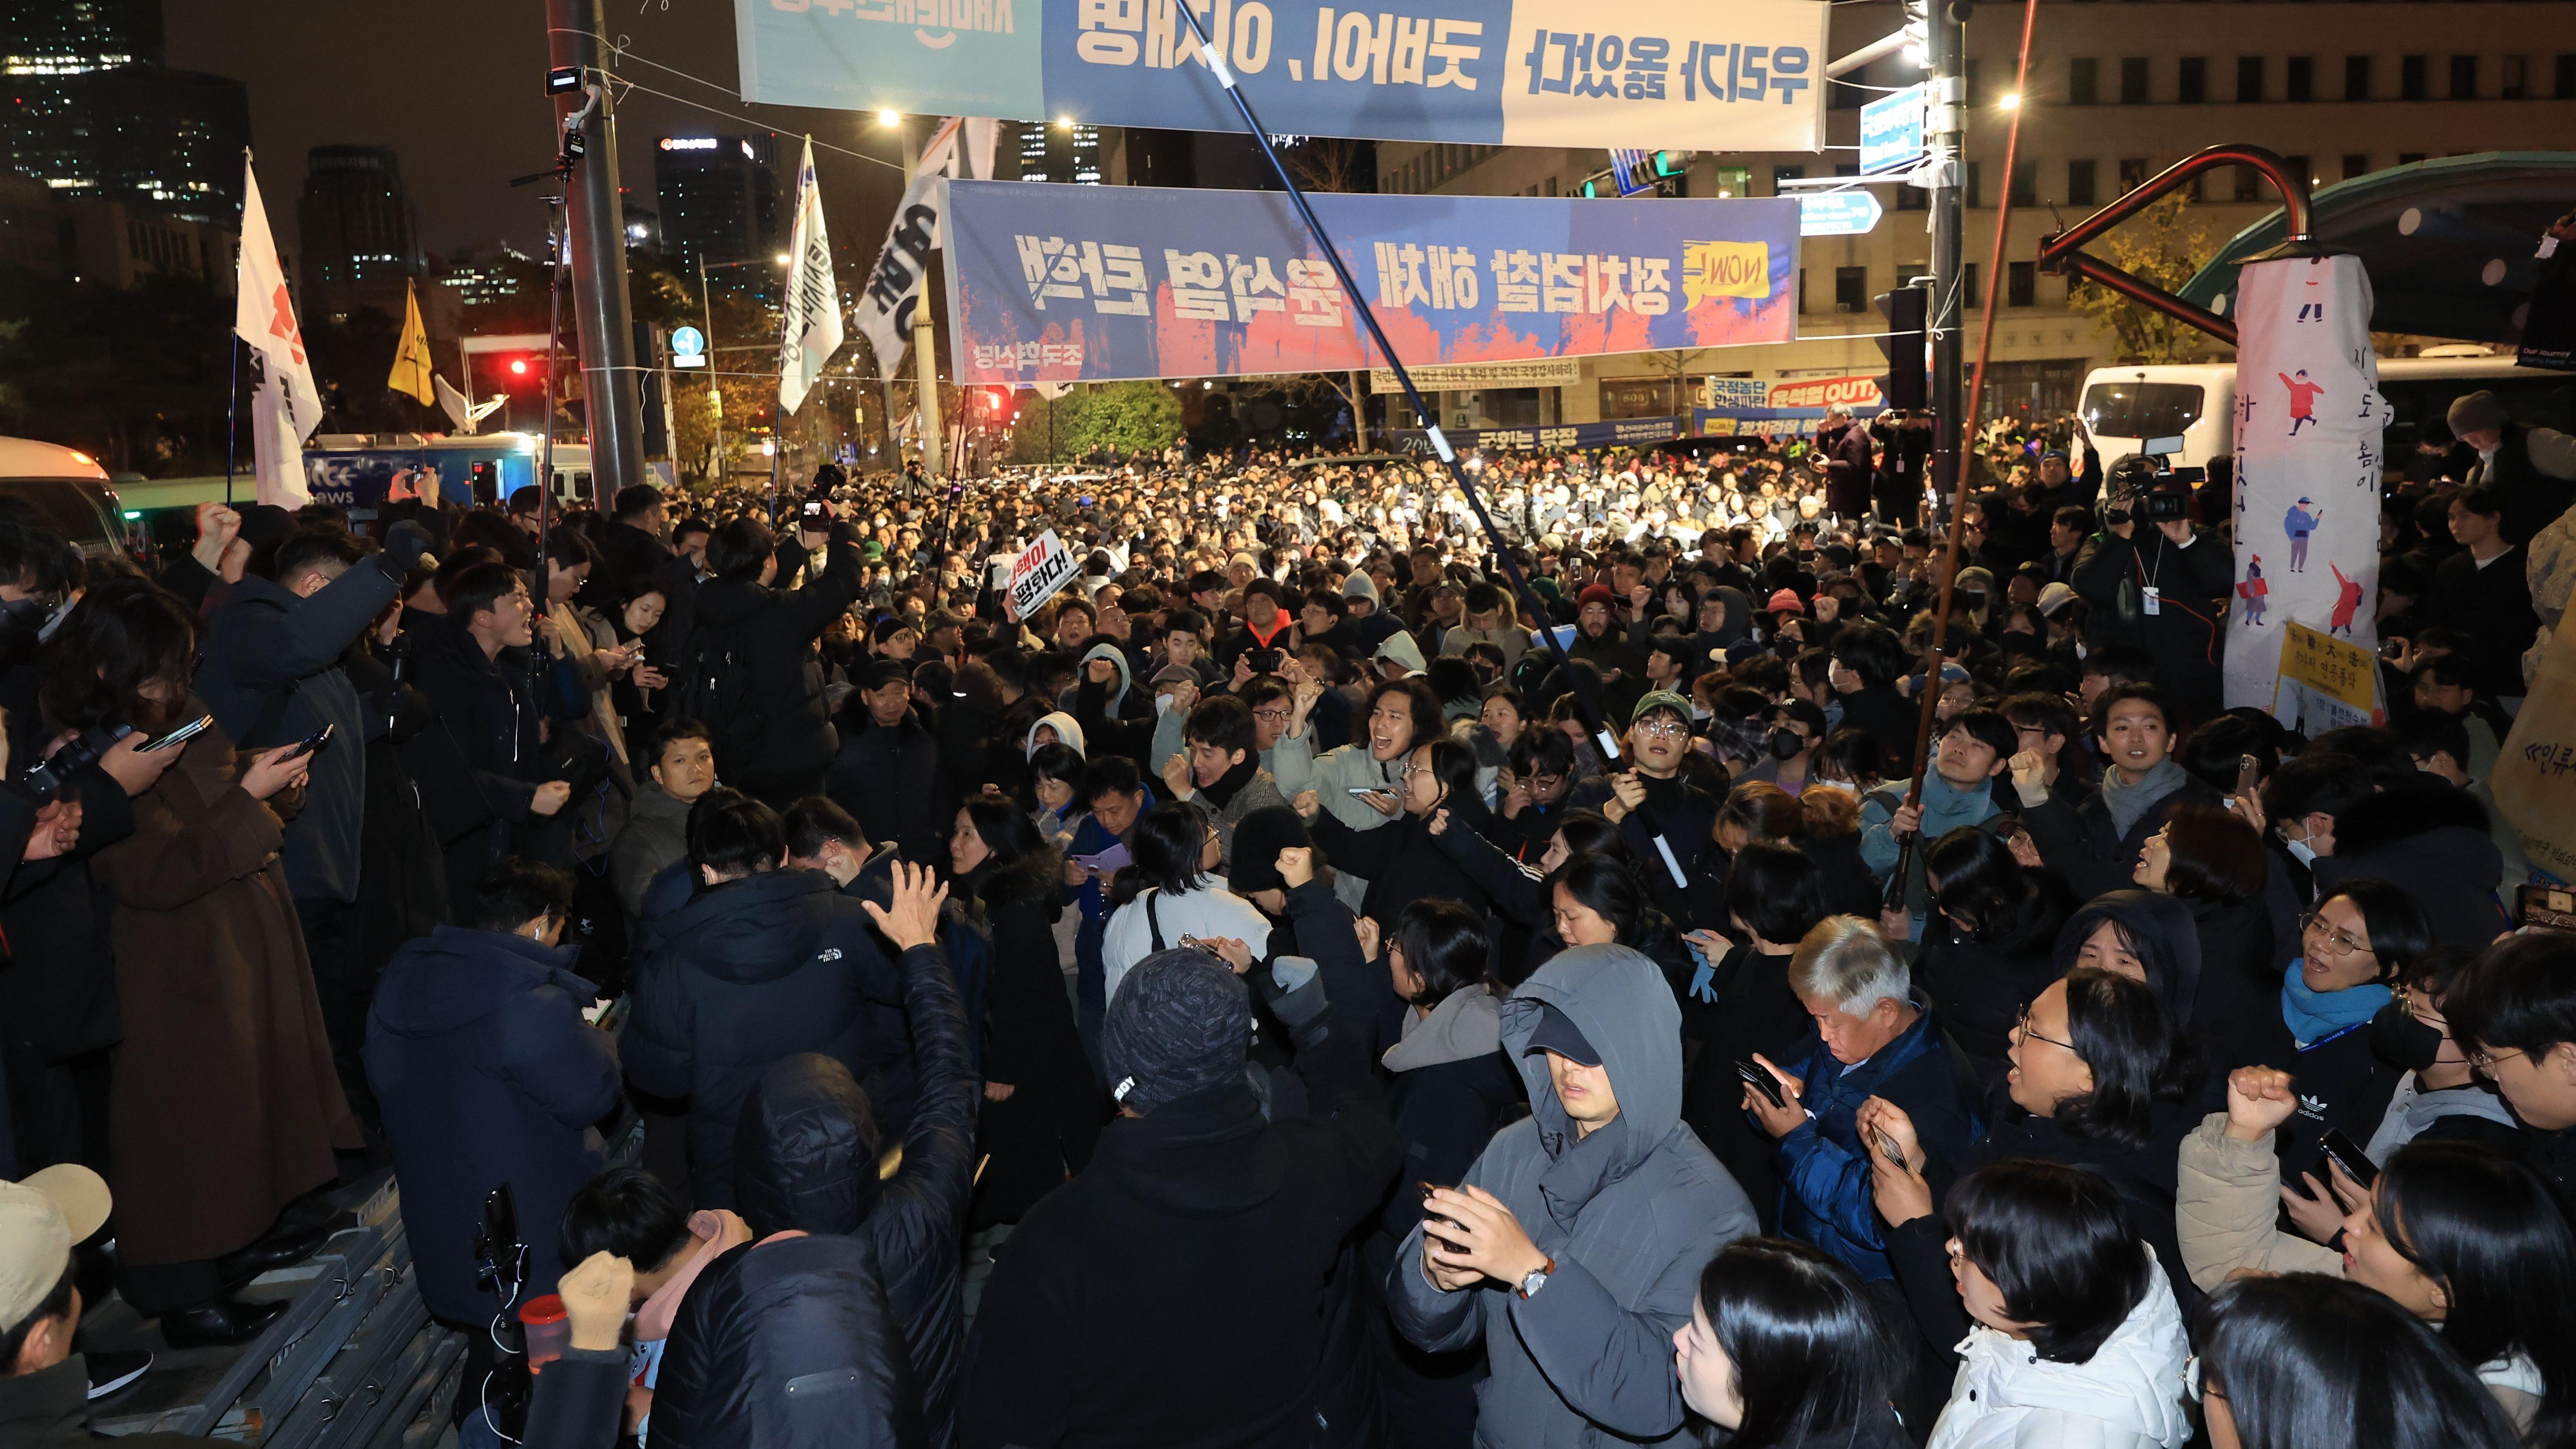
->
[1650, 150, 1686, 178]
[1873, 288, 1929, 412]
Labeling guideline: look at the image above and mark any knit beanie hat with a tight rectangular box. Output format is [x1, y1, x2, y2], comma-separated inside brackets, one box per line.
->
[1103, 949, 1251, 1113]
[1227, 806, 1313, 896]
[2447, 389, 2509, 437]
[1578, 583, 1617, 611]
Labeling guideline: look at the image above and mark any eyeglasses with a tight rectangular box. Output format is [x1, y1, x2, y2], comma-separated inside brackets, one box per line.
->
[1251, 708, 1291, 722]
[2469, 1045, 2527, 1073]
[2013, 1003, 2077, 1053]
[1635, 720, 1692, 741]
[2299, 912, 2375, 959]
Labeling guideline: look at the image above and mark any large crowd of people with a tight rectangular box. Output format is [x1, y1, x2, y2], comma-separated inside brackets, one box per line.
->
[2, 383, 2574, 1449]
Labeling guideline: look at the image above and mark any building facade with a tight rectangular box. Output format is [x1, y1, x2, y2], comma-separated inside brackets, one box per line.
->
[652, 133, 782, 283]
[1373, 1, 2576, 432]
[1, 0, 248, 226]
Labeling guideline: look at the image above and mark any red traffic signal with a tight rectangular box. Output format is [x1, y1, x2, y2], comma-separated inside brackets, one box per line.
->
[508, 357, 530, 376]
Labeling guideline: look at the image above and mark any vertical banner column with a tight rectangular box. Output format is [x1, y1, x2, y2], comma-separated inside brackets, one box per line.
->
[2224, 253, 2387, 714]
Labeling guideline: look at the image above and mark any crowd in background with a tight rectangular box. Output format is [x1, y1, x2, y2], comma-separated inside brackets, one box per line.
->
[0, 379, 2572, 1449]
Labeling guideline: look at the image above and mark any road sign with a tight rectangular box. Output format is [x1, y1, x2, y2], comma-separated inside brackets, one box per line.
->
[1798, 190, 1884, 237]
[1860, 85, 1926, 176]
[670, 325, 707, 369]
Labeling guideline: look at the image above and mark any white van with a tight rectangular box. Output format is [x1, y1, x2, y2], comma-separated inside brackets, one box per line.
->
[0, 436, 140, 560]
[2077, 352, 2576, 477]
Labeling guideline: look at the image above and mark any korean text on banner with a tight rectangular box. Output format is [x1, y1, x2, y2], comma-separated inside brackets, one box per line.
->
[943, 180, 1798, 385]
[1007, 529, 1081, 618]
[779, 137, 847, 413]
[2270, 621, 2385, 735]
[856, 171, 947, 375]
[2224, 254, 2387, 714]
[736, 0, 1826, 154]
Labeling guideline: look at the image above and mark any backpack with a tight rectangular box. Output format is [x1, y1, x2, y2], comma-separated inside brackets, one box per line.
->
[669, 622, 771, 772]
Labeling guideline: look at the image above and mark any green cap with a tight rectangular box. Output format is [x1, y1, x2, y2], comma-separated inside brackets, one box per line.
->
[1632, 690, 1693, 728]
[862, 540, 886, 560]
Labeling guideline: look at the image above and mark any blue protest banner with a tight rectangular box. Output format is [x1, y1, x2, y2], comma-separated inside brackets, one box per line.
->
[736, 0, 1827, 152]
[944, 179, 1801, 384]
[1796, 189, 1882, 237]
[1858, 83, 1923, 175]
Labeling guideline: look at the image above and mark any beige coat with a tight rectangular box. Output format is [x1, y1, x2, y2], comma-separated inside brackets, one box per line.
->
[2174, 1111, 2539, 1433]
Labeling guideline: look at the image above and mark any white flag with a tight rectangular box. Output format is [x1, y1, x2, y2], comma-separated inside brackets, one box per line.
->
[917, 116, 963, 181]
[963, 118, 998, 182]
[232, 152, 321, 442]
[777, 137, 845, 415]
[251, 372, 310, 507]
[854, 170, 945, 381]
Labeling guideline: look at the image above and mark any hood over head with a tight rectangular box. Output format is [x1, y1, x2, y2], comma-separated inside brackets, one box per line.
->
[734, 1054, 882, 1237]
[1026, 710, 1087, 759]
[2054, 889, 2203, 1024]
[1373, 629, 1428, 677]
[1385, 985, 1504, 1073]
[1081, 642, 1134, 712]
[1502, 944, 1684, 1227]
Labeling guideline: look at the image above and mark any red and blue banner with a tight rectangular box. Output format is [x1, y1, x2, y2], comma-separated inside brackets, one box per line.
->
[944, 179, 1801, 384]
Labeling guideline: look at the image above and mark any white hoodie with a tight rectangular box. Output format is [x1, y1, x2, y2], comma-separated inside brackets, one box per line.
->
[1926, 1246, 2192, 1449]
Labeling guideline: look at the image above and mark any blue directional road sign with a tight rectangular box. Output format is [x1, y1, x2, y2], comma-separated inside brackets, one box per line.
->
[1798, 190, 1885, 237]
[1860, 85, 1926, 175]
[670, 325, 708, 369]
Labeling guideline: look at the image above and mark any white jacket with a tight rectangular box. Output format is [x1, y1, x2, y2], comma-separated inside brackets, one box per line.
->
[1926, 1246, 2192, 1449]
[1100, 885, 1272, 1005]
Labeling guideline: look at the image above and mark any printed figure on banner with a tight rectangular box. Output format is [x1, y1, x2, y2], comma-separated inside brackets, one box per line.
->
[2284, 496, 2323, 572]
[2328, 562, 2365, 637]
[2237, 556, 2268, 627]
[2280, 368, 2323, 436]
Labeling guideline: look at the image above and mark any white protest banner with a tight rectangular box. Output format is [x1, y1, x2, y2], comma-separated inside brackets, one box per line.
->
[1005, 529, 1080, 618]
[1368, 359, 1583, 392]
[855, 170, 947, 375]
[2225, 254, 2387, 712]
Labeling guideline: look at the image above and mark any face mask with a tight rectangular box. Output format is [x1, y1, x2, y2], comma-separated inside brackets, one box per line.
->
[2368, 1000, 2445, 1073]
[1810, 778, 1859, 796]
[2284, 836, 2318, 867]
[1768, 729, 1806, 761]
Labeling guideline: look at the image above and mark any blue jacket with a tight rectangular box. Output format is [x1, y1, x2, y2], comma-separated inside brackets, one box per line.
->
[1769, 1005, 1981, 1282]
[363, 925, 622, 1324]
[1058, 784, 1153, 1017]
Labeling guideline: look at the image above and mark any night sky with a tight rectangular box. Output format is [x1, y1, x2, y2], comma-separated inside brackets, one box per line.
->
[165, 0, 911, 265]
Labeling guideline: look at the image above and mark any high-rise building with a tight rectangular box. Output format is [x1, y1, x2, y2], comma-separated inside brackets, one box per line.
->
[1, 0, 249, 226]
[442, 243, 540, 312]
[652, 133, 781, 282]
[1018, 121, 1105, 185]
[298, 146, 422, 299]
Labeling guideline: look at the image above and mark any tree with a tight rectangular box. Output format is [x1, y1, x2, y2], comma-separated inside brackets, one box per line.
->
[1060, 380, 1182, 457]
[2066, 191, 2223, 365]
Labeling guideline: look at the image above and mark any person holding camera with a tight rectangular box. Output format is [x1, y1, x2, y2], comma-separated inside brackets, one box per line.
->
[2071, 455, 2232, 727]
[675, 498, 865, 811]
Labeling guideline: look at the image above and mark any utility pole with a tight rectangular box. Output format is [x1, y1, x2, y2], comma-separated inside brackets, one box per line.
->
[547, 0, 648, 499]
[896, 120, 947, 480]
[698, 255, 724, 485]
[1926, 0, 1968, 513]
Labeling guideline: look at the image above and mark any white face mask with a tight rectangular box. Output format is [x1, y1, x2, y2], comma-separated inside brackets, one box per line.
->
[2284, 835, 2318, 867]
[1810, 778, 1859, 796]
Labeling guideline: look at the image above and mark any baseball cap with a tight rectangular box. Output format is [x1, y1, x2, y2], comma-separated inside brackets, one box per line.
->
[1, 1165, 109, 1328]
[2036, 581, 2078, 618]
[1522, 1003, 1601, 1067]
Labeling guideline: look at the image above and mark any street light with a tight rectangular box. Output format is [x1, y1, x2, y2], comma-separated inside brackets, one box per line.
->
[1056, 115, 1075, 131]
[773, 252, 792, 265]
[1998, 92, 2021, 109]
[876, 109, 901, 126]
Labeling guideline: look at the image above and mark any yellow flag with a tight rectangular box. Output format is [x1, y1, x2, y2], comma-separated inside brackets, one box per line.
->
[388, 280, 434, 405]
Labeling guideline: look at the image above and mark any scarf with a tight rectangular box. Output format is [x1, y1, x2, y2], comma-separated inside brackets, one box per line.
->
[2280, 963, 2391, 1049]
[2100, 756, 2188, 839]
[1198, 751, 1261, 809]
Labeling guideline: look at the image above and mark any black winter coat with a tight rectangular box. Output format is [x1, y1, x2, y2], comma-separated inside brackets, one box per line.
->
[1682, 945, 1813, 1233]
[826, 708, 944, 868]
[2186, 893, 2281, 1081]
[654, 1232, 923, 1449]
[2023, 773, 2222, 903]
[1307, 805, 1492, 929]
[1835, 684, 1920, 776]
[412, 617, 556, 885]
[625, 868, 904, 1206]
[2312, 782, 2512, 950]
[959, 978, 1403, 1449]
[733, 938, 978, 1449]
[362, 926, 622, 1324]
[2072, 526, 2232, 723]
[967, 853, 1100, 1225]
[1915, 913, 2063, 1085]
[686, 532, 865, 797]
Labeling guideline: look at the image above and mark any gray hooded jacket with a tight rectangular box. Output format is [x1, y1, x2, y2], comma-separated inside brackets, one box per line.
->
[1389, 944, 1757, 1448]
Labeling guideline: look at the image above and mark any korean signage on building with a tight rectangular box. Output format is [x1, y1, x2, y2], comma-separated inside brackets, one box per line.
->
[736, 0, 1827, 152]
[944, 179, 1799, 384]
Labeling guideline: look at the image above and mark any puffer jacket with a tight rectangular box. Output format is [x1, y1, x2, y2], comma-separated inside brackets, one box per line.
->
[1389, 945, 1759, 1449]
[2311, 781, 2512, 950]
[684, 529, 864, 797]
[650, 1230, 923, 1449]
[2172, 1111, 2340, 1291]
[1924, 1247, 2191, 1449]
[624, 868, 903, 1206]
[732, 939, 976, 1447]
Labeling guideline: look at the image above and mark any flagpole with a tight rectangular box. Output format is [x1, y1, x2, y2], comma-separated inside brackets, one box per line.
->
[224, 334, 239, 506]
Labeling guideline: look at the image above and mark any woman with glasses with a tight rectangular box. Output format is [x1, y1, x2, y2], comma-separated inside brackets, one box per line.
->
[2240, 881, 2432, 1180]
[1294, 737, 1492, 933]
[1861, 969, 2201, 1339]
[2193, 1274, 2518, 1449]
[2180, 1077, 2576, 1441]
